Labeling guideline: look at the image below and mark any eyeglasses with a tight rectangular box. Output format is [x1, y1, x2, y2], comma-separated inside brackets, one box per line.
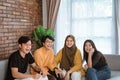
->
[45, 40, 53, 44]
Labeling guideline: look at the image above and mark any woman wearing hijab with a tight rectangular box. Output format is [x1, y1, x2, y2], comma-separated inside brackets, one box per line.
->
[54, 35, 85, 80]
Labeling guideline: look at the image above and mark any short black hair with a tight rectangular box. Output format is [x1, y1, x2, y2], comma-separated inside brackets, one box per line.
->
[41, 35, 54, 43]
[18, 36, 31, 44]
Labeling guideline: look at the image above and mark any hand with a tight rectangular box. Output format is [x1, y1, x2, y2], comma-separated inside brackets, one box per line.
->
[64, 71, 70, 80]
[33, 73, 41, 79]
[84, 64, 88, 70]
[41, 69, 47, 78]
[89, 48, 94, 56]
[55, 68, 64, 78]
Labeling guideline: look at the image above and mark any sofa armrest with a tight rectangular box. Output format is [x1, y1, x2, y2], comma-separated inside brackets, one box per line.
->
[0, 59, 8, 80]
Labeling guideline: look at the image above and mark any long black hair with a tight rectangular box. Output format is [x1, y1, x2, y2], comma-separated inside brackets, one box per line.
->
[83, 39, 98, 61]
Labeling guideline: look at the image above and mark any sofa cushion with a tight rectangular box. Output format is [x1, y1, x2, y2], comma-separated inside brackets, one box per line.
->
[111, 71, 120, 77]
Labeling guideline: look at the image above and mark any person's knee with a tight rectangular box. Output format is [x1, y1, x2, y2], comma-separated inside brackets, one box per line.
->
[86, 68, 98, 80]
[71, 72, 81, 80]
[87, 68, 96, 73]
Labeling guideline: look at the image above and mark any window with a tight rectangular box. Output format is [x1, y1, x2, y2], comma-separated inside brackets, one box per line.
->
[55, 0, 120, 55]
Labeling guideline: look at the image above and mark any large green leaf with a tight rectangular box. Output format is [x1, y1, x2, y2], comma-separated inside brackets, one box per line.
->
[46, 28, 54, 38]
[38, 25, 46, 37]
[32, 30, 39, 41]
[35, 27, 41, 40]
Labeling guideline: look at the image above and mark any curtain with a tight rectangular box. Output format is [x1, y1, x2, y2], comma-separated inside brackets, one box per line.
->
[114, 0, 119, 54]
[55, 0, 120, 54]
[46, 0, 61, 30]
[118, 0, 120, 54]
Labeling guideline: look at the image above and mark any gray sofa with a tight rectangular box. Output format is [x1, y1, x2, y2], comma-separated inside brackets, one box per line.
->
[0, 59, 8, 80]
[104, 54, 120, 80]
[0, 54, 120, 80]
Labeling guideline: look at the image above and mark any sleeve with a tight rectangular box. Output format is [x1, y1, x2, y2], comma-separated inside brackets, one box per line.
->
[70, 49, 83, 72]
[92, 52, 102, 67]
[34, 50, 42, 68]
[9, 54, 19, 68]
[54, 50, 62, 68]
[30, 50, 41, 74]
[28, 53, 34, 64]
[47, 50, 56, 71]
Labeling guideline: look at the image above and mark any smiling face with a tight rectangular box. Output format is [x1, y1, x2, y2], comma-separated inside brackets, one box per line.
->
[43, 38, 54, 50]
[19, 40, 32, 54]
[84, 42, 93, 53]
[66, 37, 74, 48]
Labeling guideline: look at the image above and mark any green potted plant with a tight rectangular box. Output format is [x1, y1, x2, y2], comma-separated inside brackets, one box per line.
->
[32, 25, 54, 47]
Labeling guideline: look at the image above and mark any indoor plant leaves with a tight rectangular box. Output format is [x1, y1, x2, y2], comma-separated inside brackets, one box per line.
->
[33, 25, 54, 47]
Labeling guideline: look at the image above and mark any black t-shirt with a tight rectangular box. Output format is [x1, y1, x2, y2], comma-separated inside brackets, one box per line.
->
[5, 50, 34, 80]
[85, 51, 107, 70]
[92, 52, 107, 70]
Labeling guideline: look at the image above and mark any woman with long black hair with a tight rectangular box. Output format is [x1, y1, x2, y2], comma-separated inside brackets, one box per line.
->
[83, 39, 111, 80]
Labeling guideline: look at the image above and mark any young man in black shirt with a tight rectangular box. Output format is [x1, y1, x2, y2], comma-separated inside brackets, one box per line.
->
[5, 36, 42, 80]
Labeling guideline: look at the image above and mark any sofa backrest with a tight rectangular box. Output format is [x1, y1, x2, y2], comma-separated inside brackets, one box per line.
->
[104, 54, 120, 71]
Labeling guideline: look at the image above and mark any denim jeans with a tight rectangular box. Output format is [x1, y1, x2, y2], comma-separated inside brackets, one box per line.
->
[86, 65, 111, 80]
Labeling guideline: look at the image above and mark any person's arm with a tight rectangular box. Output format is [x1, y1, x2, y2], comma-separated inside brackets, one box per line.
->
[11, 67, 41, 79]
[54, 50, 64, 78]
[64, 70, 72, 80]
[33, 49, 47, 77]
[87, 49, 102, 68]
[87, 53, 93, 68]
[47, 50, 56, 71]
[31, 63, 41, 73]
[54, 50, 62, 67]
[92, 52, 102, 67]
[33, 50, 42, 70]
[87, 48, 94, 68]
[70, 49, 83, 72]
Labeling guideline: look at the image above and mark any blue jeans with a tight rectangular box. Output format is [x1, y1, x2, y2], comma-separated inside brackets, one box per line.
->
[86, 65, 111, 80]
